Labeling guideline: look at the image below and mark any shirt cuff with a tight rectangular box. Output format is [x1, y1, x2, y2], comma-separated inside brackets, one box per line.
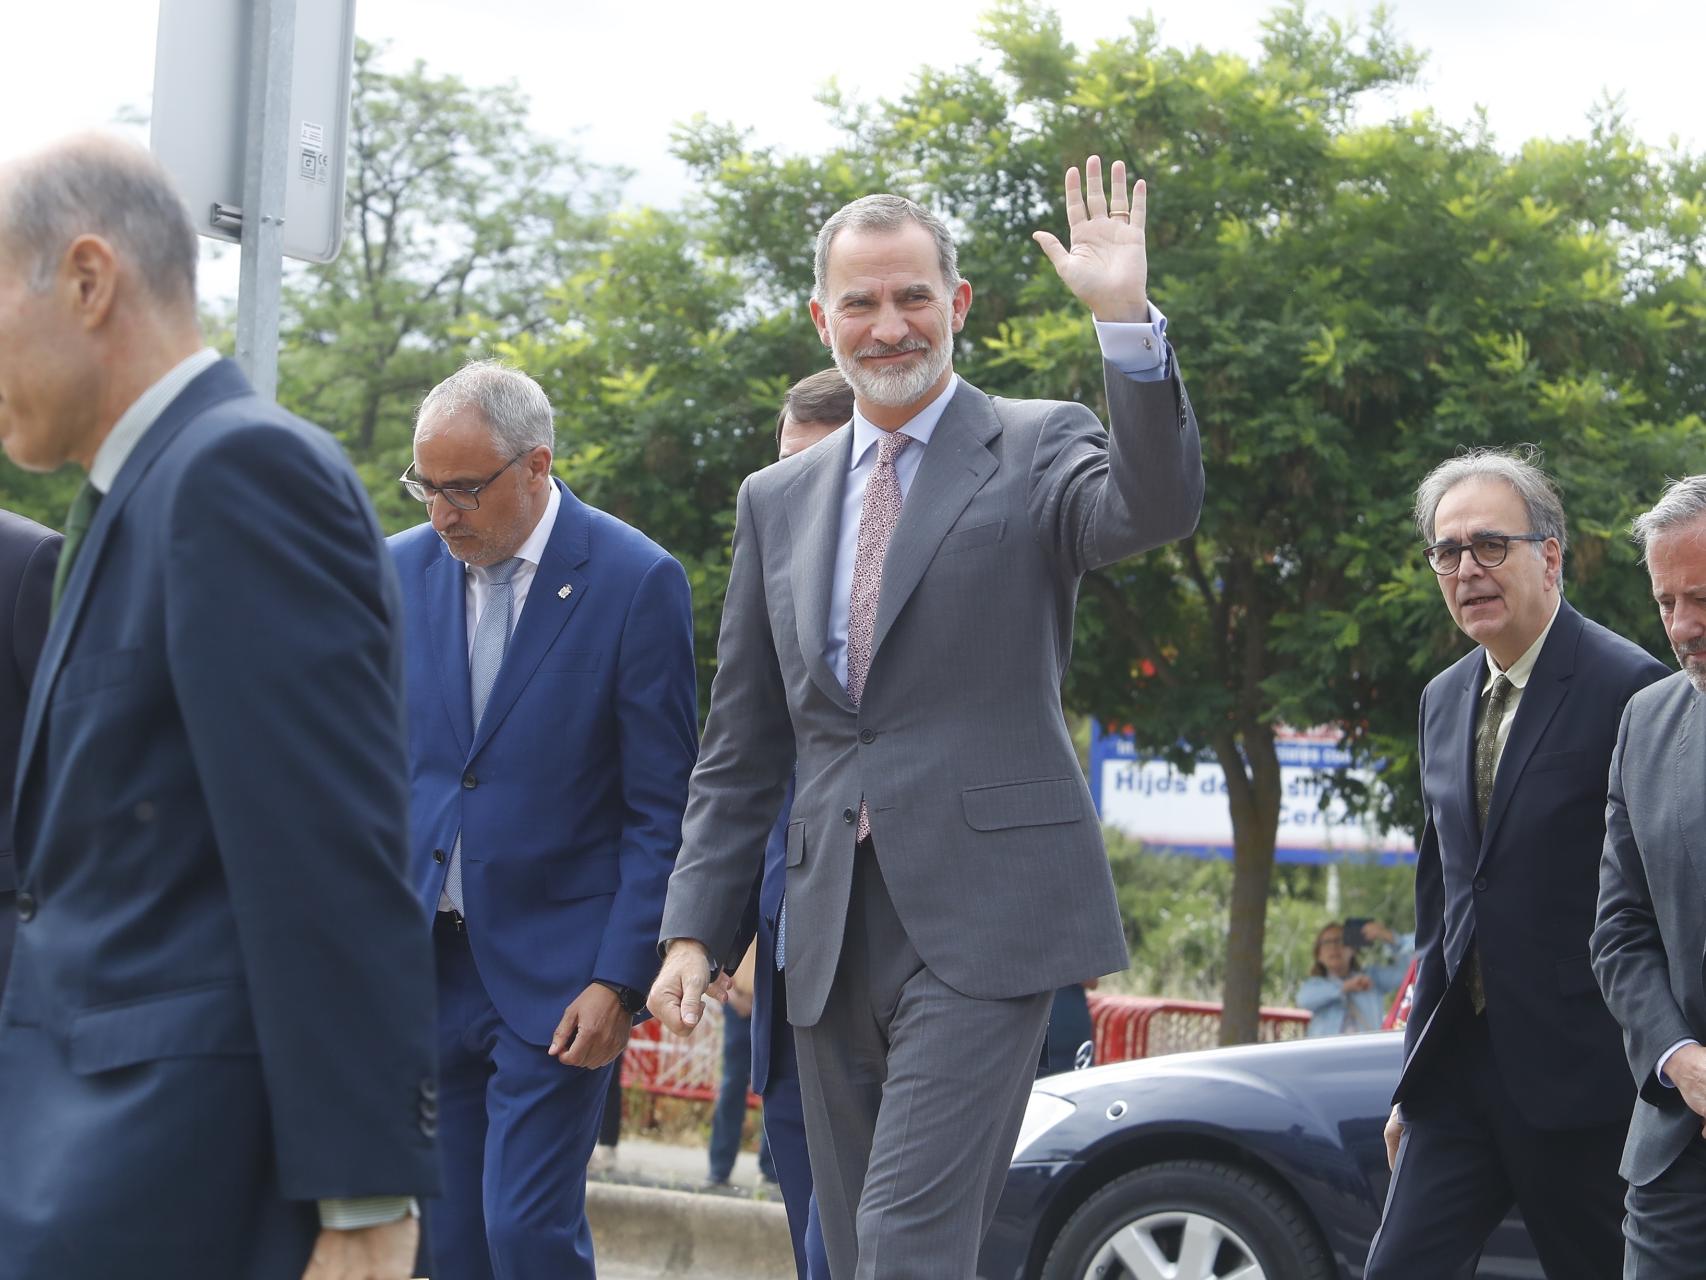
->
[1657, 1039, 1698, 1088]
[1094, 304, 1170, 381]
[318, 1196, 417, 1230]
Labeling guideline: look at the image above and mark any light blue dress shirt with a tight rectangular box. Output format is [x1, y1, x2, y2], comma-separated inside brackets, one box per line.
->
[825, 308, 1172, 688]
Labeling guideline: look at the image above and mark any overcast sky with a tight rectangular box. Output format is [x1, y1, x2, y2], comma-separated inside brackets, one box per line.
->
[3, 0, 1698, 295]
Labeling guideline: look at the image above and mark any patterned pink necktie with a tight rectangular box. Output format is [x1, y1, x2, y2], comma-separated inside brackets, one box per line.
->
[846, 430, 912, 840]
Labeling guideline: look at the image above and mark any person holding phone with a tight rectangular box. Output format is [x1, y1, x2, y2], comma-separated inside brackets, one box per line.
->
[1298, 920, 1412, 1037]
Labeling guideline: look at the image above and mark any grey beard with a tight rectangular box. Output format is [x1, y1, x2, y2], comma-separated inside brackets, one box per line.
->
[835, 341, 951, 408]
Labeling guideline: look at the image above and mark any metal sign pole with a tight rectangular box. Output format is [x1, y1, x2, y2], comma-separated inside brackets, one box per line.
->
[233, 0, 297, 401]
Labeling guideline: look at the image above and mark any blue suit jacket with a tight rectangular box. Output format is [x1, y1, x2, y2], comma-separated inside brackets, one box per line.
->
[1396, 598, 1668, 1130]
[390, 479, 697, 1043]
[0, 509, 57, 996]
[0, 360, 439, 1278]
[750, 777, 793, 1094]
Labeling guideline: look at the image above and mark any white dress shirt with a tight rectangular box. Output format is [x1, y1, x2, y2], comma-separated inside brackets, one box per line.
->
[88, 348, 221, 493]
[1477, 595, 1562, 773]
[824, 309, 1171, 688]
[462, 479, 561, 659]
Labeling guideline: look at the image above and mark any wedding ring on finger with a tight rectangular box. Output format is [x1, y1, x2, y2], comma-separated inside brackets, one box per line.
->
[1107, 210, 1130, 221]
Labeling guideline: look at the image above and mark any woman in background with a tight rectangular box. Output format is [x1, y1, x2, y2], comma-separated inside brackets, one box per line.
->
[1298, 920, 1413, 1036]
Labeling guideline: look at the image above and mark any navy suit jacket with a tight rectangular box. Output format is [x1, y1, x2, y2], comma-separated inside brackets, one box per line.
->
[0, 510, 58, 995]
[750, 777, 793, 1094]
[0, 360, 439, 1278]
[390, 478, 697, 1044]
[1396, 598, 1668, 1130]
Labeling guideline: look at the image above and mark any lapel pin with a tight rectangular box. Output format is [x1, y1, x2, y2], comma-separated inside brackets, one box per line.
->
[558, 584, 572, 599]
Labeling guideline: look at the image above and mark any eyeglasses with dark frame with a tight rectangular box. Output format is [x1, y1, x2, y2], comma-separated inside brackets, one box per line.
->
[1422, 533, 1550, 575]
[399, 451, 528, 511]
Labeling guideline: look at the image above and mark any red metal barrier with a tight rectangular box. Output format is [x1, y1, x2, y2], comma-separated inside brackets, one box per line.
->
[1087, 993, 1311, 1062]
[620, 991, 1315, 1115]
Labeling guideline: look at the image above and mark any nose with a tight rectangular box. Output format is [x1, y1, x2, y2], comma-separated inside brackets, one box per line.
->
[870, 301, 909, 346]
[1671, 599, 1706, 646]
[429, 495, 460, 532]
[1452, 551, 1486, 585]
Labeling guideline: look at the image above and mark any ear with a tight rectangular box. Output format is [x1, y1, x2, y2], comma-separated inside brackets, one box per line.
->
[62, 234, 120, 331]
[1543, 536, 1563, 590]
[808, 298, 832, 349]
[525, 444, 554, 482]
[949, 278, 973, 333]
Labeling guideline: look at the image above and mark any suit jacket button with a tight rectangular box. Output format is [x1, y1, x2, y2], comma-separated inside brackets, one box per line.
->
[433, 849, 445, 864]
[462, 772, 478, 790]
[859, 729, 875, 744]
[1473, 876, 1488, 892]
[14, 891, 35, 922]
[420, 1076, 438, 1101]
[842, 808, 856, 824]
[419, 1117, 438, 1139]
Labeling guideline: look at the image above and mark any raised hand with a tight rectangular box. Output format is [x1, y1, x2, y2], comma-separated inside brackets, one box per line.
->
[1031, 155, 1149, 323]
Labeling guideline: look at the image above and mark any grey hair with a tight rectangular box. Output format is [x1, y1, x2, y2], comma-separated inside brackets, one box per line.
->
[0, 134, 198, 310]
[415, 360, 555, 455]
[1631, 475, 1706, 559]
[1414, 446, 1568, 563]
[812, 194, 960, 303]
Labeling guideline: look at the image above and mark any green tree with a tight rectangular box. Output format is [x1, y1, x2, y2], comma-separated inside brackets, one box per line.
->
[677, 2, 1705, 1041]
[278, 40, 617, 526]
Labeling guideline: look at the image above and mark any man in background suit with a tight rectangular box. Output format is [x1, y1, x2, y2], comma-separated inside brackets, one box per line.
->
[0, 136, 437, 1280]
[1593, 475, 1706, 1276]
[0, 508, 57, 994]
[651, 156, 1202, 1276]
[741, 367, 854, 1277]
[1367, 449, 1668, 1278]
[391, 360, 697, 1280]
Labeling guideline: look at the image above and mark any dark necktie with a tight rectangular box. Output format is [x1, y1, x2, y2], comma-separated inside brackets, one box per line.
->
[51, 480, 103, 615]
[1466, 673, 1513, 1013]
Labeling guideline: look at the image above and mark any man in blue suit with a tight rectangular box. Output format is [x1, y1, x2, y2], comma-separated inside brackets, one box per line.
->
[0, 136, 438, 1280]
[391, 360, 698, 1280]
[1367, 449, 1669, 1279]
[0, 507, 58, 995]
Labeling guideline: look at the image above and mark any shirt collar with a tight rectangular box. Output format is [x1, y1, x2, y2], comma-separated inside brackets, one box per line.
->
[88, 348, 221, 494]
[848, 374, 961, 470]
[1483, 595, 1562, 693]
[469, 477, 560, 581]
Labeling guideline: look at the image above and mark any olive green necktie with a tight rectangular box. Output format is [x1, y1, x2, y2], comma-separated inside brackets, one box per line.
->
[50, 480, 103, 616]
[1465, 673, 1513, 1014]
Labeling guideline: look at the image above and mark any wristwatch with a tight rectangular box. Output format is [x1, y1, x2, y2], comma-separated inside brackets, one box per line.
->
[592, 979, 647, 1014]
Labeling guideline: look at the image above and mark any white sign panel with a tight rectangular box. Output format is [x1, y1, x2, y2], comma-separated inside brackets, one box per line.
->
[1091, 723, 1415, 863]
[151, 0, 357, 263]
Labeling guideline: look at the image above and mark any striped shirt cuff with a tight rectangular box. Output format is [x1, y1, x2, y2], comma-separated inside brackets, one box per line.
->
[318, 1196, 416, 1230]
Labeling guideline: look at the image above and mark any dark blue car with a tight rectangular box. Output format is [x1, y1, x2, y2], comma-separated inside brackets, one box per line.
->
[979, 1031, 1540, 1279]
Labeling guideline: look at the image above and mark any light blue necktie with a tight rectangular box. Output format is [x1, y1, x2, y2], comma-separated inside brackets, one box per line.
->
[775, 897, 786, 970]
[444, 557, 523, 915]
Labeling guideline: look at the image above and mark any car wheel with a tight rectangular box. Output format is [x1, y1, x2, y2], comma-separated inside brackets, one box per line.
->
[1039, 1158, 1332, 1280]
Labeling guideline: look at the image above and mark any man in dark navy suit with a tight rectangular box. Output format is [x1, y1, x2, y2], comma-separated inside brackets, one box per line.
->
[1366, 449, 1668, 1279]
[0, 508, 57, 995]
[744, 368, 853, 1278]
[390, 360, 698, 1280]
[0, 136, 438, 1280]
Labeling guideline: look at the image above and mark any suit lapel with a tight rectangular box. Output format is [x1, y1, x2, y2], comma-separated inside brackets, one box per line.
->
[869, 382, 998, 659]
[468, 480, 589, 757]
[1445, 653, 1484, 852]
[15, 361, 247, 818]
[1477, 601, 1580, 867]
[1676, 683, 1706, 893]
[787, 431, 855, 712]
[424, 550, 473, 757]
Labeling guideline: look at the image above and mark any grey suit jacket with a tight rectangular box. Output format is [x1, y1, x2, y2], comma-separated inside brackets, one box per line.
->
[1592, 670, 1706, 1185]
[660, 362, 1203, 1027]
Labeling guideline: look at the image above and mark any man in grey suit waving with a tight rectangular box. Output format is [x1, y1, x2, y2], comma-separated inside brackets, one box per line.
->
[649, 156, 1202, 1277]
[1594, 475, 1706, 1275]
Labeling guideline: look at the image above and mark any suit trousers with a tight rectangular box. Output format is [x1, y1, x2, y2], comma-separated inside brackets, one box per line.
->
[1624, 1135, 1706, 1278]
[429, 922, 612, 1280]
[1366, 991, 1627, 1280]
[762, 971, 830, 1280]
[795, 842, 1052, 1280]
